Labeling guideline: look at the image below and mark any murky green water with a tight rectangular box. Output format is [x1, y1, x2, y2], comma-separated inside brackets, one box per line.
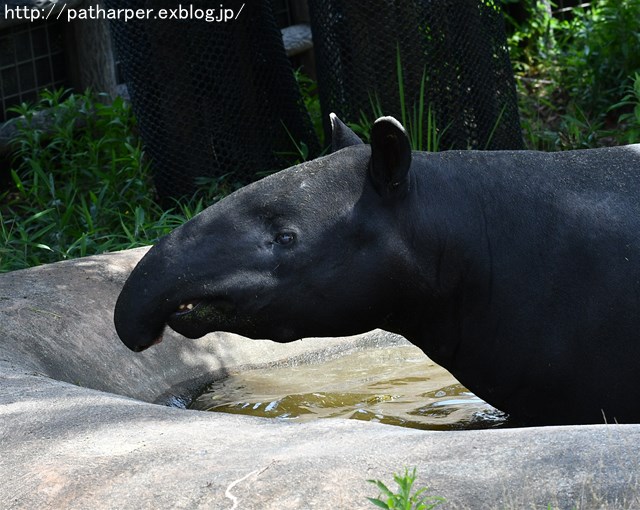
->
[190, 347, 508, 430]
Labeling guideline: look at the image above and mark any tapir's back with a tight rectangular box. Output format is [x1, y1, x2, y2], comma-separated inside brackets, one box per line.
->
[432, 143, 640, 196]
[413, 144, 640, 424]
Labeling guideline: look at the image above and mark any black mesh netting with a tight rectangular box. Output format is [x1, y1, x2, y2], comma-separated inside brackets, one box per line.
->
[308, 0, 524, 150]
[105, 0, 319, 201]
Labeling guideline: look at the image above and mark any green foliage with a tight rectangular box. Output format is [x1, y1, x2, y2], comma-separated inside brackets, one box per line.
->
[610, 72, 640, 144]
[507, 0, 640, 149]
[393, 46, 445, 152]
[367, 468, 445, 510]
[351, 48, 445, 152]
[294, 68, 324, 146]
[557, 0, 640, 117]
[0, 89, 223, 273]
[504, 0, 557, 71]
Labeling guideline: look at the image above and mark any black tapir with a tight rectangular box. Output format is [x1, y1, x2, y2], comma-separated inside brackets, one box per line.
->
[115, 114, 640, 425]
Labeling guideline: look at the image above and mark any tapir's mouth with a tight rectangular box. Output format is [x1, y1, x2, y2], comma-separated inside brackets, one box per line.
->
[166, 297, 236, 340]
[174, 300, 203, 317]
[129, 297, 237, 352]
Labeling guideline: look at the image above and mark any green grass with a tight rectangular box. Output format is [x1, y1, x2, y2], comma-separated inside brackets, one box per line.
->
[0, 89, 226, 273]
[351, 47, 446, 152]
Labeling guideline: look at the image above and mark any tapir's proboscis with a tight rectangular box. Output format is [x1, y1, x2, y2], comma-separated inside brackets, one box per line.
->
[115, 114, 640, 426]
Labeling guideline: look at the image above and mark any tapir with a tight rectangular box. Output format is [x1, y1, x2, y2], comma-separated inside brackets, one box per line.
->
[115, 114, 640, 425]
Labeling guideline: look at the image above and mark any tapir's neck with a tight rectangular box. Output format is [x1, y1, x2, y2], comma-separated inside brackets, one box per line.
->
[382, 151, 494, 370]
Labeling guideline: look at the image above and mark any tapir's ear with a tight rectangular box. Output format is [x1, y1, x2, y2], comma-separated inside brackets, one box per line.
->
[330, 113, 364, 152]
[369, 116, 412, 198]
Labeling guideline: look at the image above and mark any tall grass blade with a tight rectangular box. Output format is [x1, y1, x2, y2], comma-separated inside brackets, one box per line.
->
[484, 103, 507, 150]
[396, 44, 407, 127]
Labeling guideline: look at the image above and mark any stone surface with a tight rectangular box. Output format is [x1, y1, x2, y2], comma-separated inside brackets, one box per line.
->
[1, 249, 639, 509]
[281, 23, 313, 57]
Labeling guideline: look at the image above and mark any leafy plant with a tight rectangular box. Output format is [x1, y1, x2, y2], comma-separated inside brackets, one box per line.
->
[503, 0, 557, 72]
[367, 468, 445, 510]
[555, 104, 604, 150]
[509, 0, 640, 149]
[610, 72, 640, 144]
[556, 0, 640, 118]
[351, 47, 446, 152]
[0, 89, 225, 273]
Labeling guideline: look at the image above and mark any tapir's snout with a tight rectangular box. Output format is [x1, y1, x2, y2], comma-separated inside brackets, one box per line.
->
[114, 233, 214, 351]
[114, 214, 261, 352]
[132, 335, 163, 352]
[114, 252, 174, 351]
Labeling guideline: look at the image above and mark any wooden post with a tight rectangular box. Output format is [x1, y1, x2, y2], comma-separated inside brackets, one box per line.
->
[67, 0, 117, 100]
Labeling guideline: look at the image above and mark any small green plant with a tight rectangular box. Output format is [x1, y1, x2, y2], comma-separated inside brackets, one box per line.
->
[610, 72, 640, 144]
[352, 47, 445, 152]
[553, 104, 604, 150]
[367, 468, 445, 510]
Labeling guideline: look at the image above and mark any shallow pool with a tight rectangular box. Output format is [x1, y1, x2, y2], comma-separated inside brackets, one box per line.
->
[189, 346, 509, 430]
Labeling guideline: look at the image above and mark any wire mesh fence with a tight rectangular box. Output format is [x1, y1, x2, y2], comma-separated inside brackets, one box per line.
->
[308, 0, 523, 150]
[106, 0, 320, 201]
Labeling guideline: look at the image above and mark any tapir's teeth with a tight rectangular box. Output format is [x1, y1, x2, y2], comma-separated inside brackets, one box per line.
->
[177, 302, 195, 312]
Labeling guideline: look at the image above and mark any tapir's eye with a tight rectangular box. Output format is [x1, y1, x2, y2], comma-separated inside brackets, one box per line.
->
[275, 232, 296, 245]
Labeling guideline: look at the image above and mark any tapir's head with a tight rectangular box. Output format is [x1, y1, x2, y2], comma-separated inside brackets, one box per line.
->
[115, 115, 424, 352]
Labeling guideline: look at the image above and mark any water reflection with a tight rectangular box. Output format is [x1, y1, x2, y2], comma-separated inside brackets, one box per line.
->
[189, 347, 509, 430]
